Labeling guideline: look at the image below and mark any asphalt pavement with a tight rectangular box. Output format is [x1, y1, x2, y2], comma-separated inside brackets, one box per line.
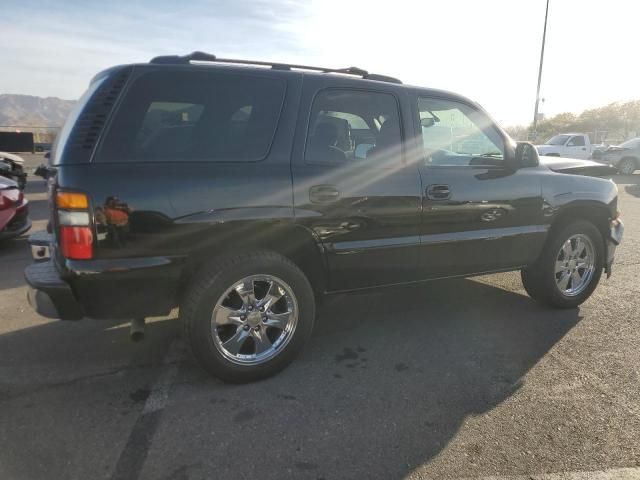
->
[0, 155, 639, 479]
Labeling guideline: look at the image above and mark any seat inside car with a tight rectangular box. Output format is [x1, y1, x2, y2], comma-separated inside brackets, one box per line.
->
[307, 122, 347, 164]
[366, 118, 400, 162]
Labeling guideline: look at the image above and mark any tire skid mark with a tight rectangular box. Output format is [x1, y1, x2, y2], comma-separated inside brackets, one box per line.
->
[111, 337, 183, 480]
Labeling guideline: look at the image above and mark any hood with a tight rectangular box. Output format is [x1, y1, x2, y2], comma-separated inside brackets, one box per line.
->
[539, 156, 615, 177]
[0, 152, 25, 165]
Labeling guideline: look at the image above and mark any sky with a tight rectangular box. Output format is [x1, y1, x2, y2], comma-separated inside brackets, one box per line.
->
[1, 0, 638, 126]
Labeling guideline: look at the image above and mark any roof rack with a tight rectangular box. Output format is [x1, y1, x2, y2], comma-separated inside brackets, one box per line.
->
[149, 51, 402, 84]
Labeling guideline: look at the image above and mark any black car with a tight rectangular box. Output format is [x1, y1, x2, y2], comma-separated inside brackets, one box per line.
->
[25, 52, 624, 383]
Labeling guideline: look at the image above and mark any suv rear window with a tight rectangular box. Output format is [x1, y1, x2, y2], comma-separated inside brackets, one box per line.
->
[97, 70, 285, 163]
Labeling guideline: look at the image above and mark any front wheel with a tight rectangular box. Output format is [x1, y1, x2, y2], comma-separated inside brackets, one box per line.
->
[180, 251, 315, 383]
[618, 157, 637, 175]
[521, 221, 604, 308]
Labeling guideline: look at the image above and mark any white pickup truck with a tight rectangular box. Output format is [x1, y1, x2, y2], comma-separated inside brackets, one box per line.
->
[535, 133, 593, 159]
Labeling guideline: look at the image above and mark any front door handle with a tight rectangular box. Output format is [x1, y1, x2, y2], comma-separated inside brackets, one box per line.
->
[426, 184, 451, 200]
[309, 185, 340, 203]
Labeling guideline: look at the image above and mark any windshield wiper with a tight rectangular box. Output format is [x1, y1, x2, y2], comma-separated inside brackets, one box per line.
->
[479, 152, 503, 157]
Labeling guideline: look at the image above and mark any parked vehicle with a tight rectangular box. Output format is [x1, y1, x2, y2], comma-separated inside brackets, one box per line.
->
[0, 176, 30, 241]
[594, 137, 640, 175]
[535, 133, 594, 159]
[25, 52, 624, 383]
[0, 151, 27, 190]
[34, 143, 53, 153]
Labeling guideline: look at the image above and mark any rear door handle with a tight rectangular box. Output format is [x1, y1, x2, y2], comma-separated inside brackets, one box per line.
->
[426, 184, 451, 200]
[309, 185, 340, 203]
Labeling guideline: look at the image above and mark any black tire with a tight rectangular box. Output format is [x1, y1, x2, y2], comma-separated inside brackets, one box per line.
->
[180, 251, 315, 383]
[521, 220, 604, 309]
[618, 157, 637, 175]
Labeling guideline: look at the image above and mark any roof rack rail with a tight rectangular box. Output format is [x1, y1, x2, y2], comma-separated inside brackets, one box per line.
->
[149, 51, 402, 84]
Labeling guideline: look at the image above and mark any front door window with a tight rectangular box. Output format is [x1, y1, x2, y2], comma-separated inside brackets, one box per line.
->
[418, 97, 505, 168]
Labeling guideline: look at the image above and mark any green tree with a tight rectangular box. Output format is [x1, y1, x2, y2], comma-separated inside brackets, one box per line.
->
[505, 100, 640, 144]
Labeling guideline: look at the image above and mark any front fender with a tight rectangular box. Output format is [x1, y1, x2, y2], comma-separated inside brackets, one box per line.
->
[542, 174, 618, 216]
[540, 174, 619, 274]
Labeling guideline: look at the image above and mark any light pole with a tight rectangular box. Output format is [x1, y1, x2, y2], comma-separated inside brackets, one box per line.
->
[532, 0, 550, 137]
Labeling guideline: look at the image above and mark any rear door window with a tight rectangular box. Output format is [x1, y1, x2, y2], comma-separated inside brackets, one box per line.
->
[97, 70, 285, 162]
[305, 89, 402, 167]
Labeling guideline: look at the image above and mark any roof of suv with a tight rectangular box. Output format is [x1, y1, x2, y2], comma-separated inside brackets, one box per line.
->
[147, 51, 404, 84]
[90, 51, 485, 116]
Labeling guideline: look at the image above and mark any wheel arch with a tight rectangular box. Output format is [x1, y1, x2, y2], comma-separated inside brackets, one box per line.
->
[548, 201, 611, 254]
[620, 155, 639, 167]
[180, 222, 328, 297]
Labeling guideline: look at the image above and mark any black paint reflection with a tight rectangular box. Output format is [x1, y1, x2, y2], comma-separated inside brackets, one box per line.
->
[95, 196, 132, 247]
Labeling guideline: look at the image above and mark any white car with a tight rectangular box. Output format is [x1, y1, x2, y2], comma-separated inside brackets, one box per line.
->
[535, 133, 593, 159]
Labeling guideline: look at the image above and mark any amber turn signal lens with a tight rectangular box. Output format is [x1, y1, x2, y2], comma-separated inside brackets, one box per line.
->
[56, 191, 88, 209]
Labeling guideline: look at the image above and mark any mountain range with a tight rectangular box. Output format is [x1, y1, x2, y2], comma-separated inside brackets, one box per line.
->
[0, 94, 76, 128]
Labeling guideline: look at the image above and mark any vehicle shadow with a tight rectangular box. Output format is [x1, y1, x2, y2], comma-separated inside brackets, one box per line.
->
[157, 277, 581, 480]
[0, 265, 581, 479]
[0, 316, 180, 480]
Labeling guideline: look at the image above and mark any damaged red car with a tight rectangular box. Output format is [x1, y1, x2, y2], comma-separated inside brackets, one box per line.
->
[0, 177, 30, 241]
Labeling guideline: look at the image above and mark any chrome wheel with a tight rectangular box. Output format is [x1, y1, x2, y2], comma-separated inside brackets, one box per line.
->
[554, 234, 596, 297]
[211, 274, 298, 365]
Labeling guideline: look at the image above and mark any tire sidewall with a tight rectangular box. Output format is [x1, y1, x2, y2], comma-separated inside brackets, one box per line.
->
[619, 158, 636, 175]
[185, 253, 315, 383]
[539, 221, 604, 308]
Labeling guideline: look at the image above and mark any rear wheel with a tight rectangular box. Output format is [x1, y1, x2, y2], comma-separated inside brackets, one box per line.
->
[181, 251, 315, 383]
[618, 157, 637, 175]
[521, 221, 604, 308]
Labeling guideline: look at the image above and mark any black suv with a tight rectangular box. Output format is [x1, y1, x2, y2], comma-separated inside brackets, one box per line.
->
[26, 52, 624, 383]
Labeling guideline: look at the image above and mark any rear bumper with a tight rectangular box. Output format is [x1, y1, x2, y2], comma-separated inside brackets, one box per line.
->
[24, 232, 185, 320]
[25, 261, 83, 320]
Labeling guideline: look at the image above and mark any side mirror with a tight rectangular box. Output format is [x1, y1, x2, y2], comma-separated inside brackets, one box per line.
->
[515, 142, 539, 168]
[354, 143, 374, 160]
[420, 117, 436, 128]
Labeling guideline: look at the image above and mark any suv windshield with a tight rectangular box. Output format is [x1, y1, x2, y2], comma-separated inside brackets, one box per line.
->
[545, 134, 571, 145]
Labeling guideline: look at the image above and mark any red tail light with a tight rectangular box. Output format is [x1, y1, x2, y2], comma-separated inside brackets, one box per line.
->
[59, 226, 93, 259]
[56, 190, 93, 259]
[0, 188, 20, 210]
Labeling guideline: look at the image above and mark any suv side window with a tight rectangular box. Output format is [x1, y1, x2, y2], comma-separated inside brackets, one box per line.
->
[418, 96, 504, 167]
[97, 70, 285, 163]
[567, 135, 585, 146]
[305, 89, 402, 167]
